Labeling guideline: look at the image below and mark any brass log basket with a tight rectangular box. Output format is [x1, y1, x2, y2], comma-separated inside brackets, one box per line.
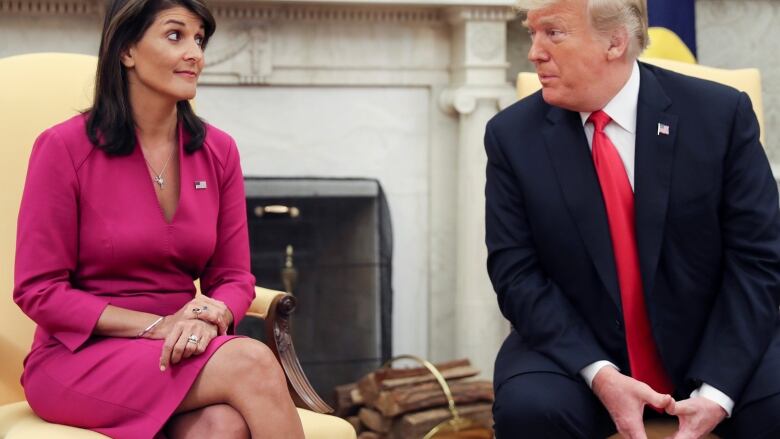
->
[382, 355, 493, 439]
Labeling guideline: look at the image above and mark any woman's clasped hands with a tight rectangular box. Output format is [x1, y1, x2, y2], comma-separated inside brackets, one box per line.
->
[142, 297, 234, 371]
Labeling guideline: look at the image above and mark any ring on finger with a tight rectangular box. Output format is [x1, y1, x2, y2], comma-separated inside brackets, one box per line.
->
[192, 307, 202, 316]
[187, 334, 200, 344]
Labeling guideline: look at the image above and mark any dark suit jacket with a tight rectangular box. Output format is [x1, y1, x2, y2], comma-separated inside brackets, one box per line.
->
[485, 62, 780, 408]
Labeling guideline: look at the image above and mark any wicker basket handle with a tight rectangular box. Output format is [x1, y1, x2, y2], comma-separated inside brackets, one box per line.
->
[382, 354, 476, 438]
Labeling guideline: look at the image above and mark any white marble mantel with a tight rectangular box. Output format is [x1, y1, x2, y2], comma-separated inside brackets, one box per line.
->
[1, 0, 517, 378]
[221, 0, 515, 5]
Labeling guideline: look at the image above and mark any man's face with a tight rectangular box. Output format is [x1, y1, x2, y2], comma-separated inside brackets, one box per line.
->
[526, 0, 611, 112]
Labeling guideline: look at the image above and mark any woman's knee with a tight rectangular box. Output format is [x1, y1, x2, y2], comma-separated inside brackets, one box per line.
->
[200, 404, 250, 438]
[218, 339, 286, 392]
[168, 404, 249, 439]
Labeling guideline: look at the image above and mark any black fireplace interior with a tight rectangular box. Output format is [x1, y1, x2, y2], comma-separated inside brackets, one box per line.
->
[237, 177, 392, 405]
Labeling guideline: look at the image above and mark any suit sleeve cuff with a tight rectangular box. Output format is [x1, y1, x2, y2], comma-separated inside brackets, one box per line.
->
[691, 383, 734, 417]
[580, 360, 619, 389]
[55, 294, 111, 352]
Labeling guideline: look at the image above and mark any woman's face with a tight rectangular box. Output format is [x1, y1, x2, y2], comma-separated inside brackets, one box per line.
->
[121, 6, 205, 105]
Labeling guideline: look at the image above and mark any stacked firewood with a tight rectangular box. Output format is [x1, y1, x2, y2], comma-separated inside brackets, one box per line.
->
[333, 359, 495, 439]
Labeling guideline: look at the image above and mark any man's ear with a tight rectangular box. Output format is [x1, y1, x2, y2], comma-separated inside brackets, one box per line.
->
[120, 47, 135, 68]
[606, 26, 629, 61]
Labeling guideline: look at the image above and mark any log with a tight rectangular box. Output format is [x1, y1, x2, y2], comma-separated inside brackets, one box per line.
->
[334, 382, 361, 416]
[346, 416, 363, 434]
[389, 403, 494, 439]
[374, 379, 494, 417]
[380, 366, 480, 390]
[358, 407, 393, 433]
[358, 359, 479, 406]
[375, 359, 471, 381]
[358, 374, 382, 408]
[351, 387, 364, 405]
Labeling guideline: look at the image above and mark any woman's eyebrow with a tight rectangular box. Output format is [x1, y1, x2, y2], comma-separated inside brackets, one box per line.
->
[162, 19, 186, 26]
[161, 18, 204, 30]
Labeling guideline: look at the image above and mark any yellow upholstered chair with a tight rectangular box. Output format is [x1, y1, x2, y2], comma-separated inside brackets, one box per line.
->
[643, 27, 697, 64]
[515, 59, 758, 439]
[0, 53, 355, 439]
[517, 57, 765, 146]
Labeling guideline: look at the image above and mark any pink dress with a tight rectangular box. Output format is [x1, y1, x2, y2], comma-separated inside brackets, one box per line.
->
[13, 114, 256, 438]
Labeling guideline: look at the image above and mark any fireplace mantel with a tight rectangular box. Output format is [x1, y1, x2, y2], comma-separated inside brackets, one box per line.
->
[1, 0, 516, 21]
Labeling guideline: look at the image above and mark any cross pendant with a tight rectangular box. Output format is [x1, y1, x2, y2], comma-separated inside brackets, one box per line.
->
[154, 175, 165, 189]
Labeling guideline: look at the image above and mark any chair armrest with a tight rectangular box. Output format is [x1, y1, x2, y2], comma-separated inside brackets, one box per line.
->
[249, 287, 334, 414]
[247, 286, 285, 319]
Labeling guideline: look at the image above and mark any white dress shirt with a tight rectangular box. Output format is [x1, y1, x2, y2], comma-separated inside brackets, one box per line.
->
[577, 62, 734, 417]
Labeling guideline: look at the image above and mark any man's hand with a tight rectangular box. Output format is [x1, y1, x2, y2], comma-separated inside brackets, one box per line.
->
[665, 397, 726, 439]
[592, 366, 675, 439]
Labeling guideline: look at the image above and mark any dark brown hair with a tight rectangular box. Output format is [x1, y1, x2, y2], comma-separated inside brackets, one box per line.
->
[86, 0, 216, 155]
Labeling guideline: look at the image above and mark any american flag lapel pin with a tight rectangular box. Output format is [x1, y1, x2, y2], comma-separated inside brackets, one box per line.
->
[657, 123, 670, 136]
[194, 180, 207, 190]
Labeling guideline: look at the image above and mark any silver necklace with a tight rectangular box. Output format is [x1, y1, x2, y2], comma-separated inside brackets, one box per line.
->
[142, 146, 176, 189]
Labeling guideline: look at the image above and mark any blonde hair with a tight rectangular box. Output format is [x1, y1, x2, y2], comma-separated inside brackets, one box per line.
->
[516, 0, 648, 59]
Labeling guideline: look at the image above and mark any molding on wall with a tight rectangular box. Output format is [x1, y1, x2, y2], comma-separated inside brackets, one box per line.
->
[213, 4, 443, 22]
[446, 6, 516, 23]
[439, 84, 515, 114]
[0, 0, 98, 15]
[1, 0, 513, 22]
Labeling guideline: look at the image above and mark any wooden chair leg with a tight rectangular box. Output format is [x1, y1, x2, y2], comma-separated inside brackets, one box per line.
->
[265, 294, 334, 414]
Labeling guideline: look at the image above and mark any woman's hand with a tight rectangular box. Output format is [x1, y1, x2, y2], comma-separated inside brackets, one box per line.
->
[158, 318, 218, 371]
[183, 296, 234, 336]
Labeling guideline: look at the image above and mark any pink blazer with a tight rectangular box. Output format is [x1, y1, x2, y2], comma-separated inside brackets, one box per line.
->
[14, 114, 256, 355]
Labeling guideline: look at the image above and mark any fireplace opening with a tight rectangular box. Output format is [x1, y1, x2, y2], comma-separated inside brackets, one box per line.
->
[238, 177, 393, 405]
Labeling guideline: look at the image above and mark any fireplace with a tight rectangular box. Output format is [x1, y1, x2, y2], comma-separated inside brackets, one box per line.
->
[238, 177, 392, 404]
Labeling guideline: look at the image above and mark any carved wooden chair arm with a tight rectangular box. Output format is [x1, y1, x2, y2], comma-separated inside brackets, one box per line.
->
[247, 286, 333, 414]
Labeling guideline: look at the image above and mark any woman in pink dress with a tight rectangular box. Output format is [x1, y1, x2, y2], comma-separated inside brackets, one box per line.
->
[13, 0, 305, 437]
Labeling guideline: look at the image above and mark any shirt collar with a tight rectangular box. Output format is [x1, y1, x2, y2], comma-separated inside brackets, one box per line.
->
[580, 61, 640, 133]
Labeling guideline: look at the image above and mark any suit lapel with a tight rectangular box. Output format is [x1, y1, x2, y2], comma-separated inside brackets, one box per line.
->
[542, 108, 621, 308]
[634, 63, 676, 300]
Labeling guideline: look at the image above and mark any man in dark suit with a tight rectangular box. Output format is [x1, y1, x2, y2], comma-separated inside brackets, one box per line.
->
[485, 0, 780, 438]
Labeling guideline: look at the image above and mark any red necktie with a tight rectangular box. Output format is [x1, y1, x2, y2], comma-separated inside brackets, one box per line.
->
[589, 110, 674, 395]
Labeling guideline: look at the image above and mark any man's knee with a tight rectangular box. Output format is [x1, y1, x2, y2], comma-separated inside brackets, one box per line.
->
[494, 393, 562, 435]
[492, 372, 612, 439]
[493, 379, 571, 436]
[726, 392, 780, 439]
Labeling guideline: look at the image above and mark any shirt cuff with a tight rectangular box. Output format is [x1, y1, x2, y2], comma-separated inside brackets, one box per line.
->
[690, 383, 734, 417]
[580, 360, 619, 388]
